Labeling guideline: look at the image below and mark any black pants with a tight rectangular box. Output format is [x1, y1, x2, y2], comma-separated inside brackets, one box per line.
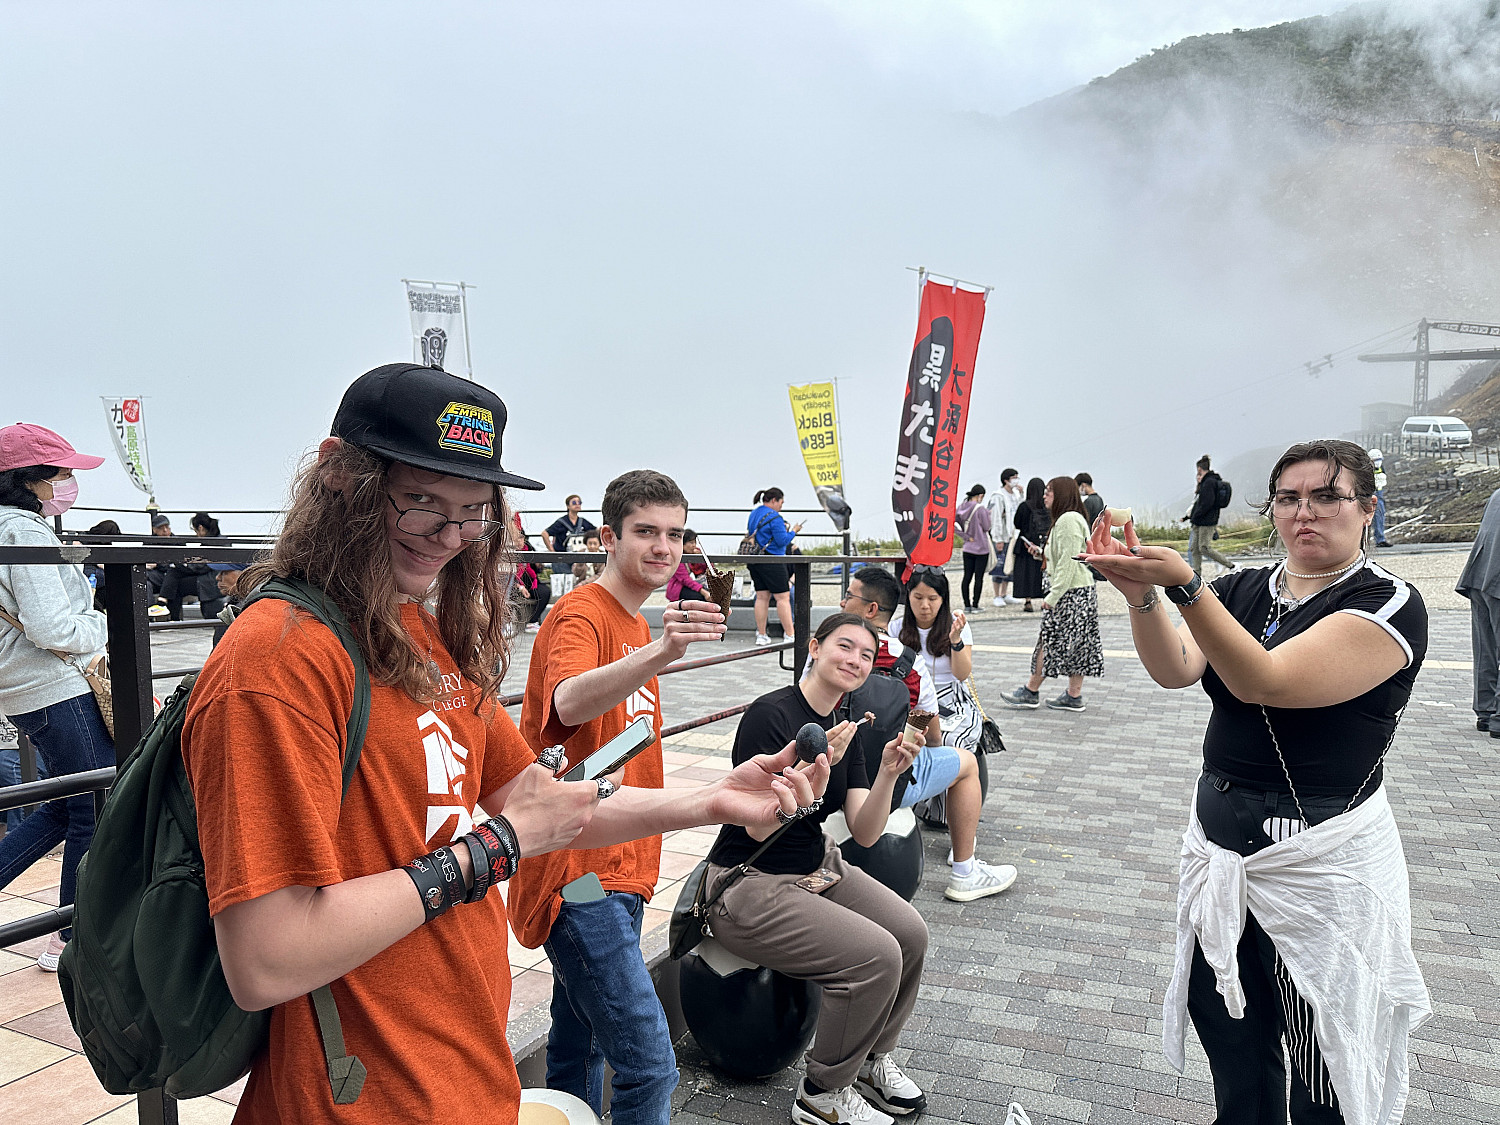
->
[960, 551, 987, 608]
[1188, 914, 1343, 1124]
[1189, 772, 1350, 1124]
[161, 568, 213, 621]
[528, 582, 552, 624]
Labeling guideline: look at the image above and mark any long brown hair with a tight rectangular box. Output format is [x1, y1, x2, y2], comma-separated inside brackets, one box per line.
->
[242, 440, 516, 706]
[1047, 475, 1086, 524]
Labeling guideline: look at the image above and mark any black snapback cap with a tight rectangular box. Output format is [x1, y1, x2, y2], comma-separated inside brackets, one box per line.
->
[332, 364, 544, 491]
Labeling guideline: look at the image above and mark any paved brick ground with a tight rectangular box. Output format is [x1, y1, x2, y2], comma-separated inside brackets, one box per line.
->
[664, 602, 1500, 1125]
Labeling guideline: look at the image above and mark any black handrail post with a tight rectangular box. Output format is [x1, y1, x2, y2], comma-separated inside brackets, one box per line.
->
[792, 559, 811, 681]
[841, 532, 852, 601]
[18, 731, 39, 817]
[104, 562, 152, 758]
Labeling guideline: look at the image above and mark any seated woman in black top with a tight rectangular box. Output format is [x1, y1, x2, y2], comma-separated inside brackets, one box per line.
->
[705, 613, 926, 1125]
[1081, 440, 1430, 1125]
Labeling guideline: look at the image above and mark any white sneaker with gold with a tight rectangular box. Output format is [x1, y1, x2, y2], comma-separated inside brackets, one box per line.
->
[791, 1078, 894, 1125]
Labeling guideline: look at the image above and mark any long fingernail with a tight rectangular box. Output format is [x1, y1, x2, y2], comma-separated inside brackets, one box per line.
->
[1129, 547, 1141, 555]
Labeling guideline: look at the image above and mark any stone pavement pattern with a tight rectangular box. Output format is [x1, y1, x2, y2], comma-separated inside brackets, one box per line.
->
[2, 550, 1496, 1122]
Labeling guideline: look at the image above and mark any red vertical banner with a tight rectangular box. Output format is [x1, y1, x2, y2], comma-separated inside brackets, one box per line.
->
[891, 281, 987, 568]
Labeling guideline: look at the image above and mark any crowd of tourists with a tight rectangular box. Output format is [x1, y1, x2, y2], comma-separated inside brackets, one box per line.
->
[0, 364, 1438, 1125]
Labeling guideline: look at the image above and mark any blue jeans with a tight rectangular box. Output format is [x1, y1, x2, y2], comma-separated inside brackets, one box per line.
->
[0, 733, 49, 834]
[543, 892, 678, 1124]
[1374, 492, 1387, 543]
[0, 694, 114, 940]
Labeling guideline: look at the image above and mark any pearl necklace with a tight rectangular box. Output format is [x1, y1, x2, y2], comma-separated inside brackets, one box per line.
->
[1284, 556, 1364, 581]
[1261, 553, 1363, 638]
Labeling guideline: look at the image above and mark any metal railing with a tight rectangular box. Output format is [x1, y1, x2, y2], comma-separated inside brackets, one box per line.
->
[0, 544, 902, 1123]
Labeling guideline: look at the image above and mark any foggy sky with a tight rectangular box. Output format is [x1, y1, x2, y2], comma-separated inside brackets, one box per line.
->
[0, 1, 1463, 543]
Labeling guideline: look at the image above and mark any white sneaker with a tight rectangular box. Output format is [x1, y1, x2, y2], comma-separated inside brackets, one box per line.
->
[945, 859, 1018, 902]
[991, 597, 1004, 607]
[1004, 596, 1024, 605]
[856, 1053, 927, 1116]
[792, 1079, 894, 1125]
[755, 633, 773, 647]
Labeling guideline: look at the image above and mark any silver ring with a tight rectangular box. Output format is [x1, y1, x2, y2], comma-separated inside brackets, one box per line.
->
[775, 806, 798, 825]
[536, 745, 566, 772]
[596, 778, 617, 800]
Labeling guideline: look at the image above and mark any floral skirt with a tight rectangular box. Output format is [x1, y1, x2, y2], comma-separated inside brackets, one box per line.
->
[1033, 585, 1104, 678]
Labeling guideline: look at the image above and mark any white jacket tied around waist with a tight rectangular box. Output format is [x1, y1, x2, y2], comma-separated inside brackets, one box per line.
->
[1163, 786, 1431, 1125]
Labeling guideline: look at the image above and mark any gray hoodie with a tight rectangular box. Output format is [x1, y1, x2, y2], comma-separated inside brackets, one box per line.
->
[0, 506, 108, 716]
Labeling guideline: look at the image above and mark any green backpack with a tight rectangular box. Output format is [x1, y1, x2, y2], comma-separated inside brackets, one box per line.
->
[57, 577, 373, 1103]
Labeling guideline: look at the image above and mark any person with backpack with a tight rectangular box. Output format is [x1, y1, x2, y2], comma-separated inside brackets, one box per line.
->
[704, 613, 927, 1125]
[747, 487, 802, 646]
[1181, 454, 1237, 576]
[141, 364, 825, 1123]
[0, 423, 112, 972]
[831, 566, 1015, 903]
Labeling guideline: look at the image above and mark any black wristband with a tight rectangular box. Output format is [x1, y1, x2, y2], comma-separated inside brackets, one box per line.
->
[433, 845, 467, 911]
[466, 819, 512, 897]
[460, 832, 493, 905]
[403, 852, 452, 923]
[473, 815, 522, 884]
[950, 639, 966, 651]
[1164, 572, 1205, 606]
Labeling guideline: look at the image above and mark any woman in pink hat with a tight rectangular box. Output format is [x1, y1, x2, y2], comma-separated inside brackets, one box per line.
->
[0, 423, 113, 971]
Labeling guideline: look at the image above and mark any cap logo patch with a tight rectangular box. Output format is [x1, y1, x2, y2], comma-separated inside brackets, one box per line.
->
[436, 402, 495, 459]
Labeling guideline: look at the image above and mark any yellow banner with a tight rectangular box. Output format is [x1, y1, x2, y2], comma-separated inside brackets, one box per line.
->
[788, 382, 842, 491]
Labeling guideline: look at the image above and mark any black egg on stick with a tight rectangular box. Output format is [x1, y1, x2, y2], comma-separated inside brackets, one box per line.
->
[795, 722, 828, 764]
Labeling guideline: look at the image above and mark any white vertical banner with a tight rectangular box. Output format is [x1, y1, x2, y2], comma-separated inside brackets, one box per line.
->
[403, 280, 473, 377]
[101, 396, 157, 502]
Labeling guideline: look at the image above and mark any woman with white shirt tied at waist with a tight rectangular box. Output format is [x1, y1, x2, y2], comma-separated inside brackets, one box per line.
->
[1081, 439, 1430, 1125]
[1000, 476, 1103, 712]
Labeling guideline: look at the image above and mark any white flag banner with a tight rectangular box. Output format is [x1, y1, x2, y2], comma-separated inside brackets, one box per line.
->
[101, 396, 156, 499]
[404, 281, 470, 375]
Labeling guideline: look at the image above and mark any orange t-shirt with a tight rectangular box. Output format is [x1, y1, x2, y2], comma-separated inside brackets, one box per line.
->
[182, 600, 533, 1123]
[507, 581, 664, 949]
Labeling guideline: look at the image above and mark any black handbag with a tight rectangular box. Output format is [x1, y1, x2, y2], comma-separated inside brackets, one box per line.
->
[736, 511, 778, 557]
[968, 676, 1007, 754]
[978, 717, 1007, 755]
[669, 823, 792, 960]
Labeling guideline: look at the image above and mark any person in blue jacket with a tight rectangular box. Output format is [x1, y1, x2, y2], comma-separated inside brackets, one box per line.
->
[747, 487, 801, 647]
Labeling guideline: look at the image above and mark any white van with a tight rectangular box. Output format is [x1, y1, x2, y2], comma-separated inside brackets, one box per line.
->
[1401, 415, 1473, 452]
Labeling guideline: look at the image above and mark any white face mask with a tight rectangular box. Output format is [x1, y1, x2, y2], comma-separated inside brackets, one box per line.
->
[41, 476, 78, 516]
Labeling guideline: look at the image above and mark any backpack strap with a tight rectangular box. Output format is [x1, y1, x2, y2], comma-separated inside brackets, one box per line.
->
[751, 509, 778, 546]
[239, 576, 371, 1104]
[888, 641, 917, 684]
[242, 577, 371, 799]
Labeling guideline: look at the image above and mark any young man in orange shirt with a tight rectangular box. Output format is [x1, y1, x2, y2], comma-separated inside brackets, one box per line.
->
[182, 367, 824, 1123]
[509, 469, 730, 1123]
